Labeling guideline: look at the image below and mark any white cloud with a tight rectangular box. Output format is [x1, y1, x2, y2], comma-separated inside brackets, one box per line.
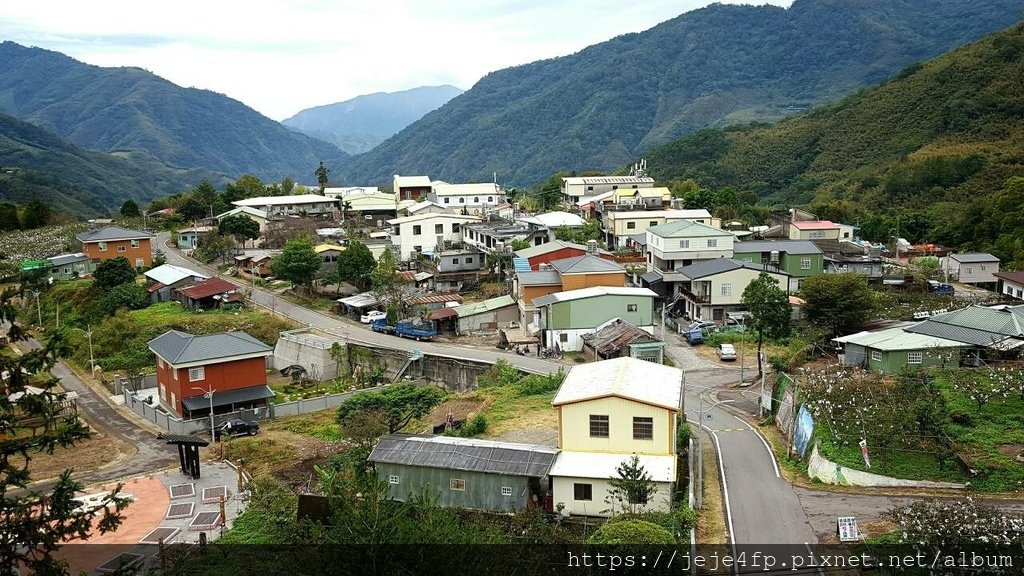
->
[0, 0, 791, 120]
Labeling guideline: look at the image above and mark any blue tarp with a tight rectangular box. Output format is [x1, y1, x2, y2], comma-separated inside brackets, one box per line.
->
[793, 405, 814, 457]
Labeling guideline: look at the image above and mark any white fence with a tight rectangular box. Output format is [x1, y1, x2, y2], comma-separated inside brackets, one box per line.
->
[122, 385, 383, 435]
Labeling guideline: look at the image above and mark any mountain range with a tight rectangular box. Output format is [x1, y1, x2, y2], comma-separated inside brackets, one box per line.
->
[283, 85, 463, 155]
[0, 41, 347, 184]
[342, 0, 1024, 187]
[642, 22, 1024, 264]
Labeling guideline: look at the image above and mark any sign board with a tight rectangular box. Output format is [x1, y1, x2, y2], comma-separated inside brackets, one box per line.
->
[705, 412, 714, 421]
[837, 516, 860, 542]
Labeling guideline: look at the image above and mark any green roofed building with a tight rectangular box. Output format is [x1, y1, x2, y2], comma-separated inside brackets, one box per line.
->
[834, 326, 967, 374]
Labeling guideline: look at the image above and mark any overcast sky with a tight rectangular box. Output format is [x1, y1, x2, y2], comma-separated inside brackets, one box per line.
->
[0, 1, 791, 121]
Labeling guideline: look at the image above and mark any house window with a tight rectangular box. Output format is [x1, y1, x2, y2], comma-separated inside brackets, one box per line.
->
[452, 223, 461, 233]
[809, 231, 826, 239]
[173, 368, 178, 381]
[389, 475, 400, 485]
[965, 267, 973, 275]
[435, 224, 444, 234]
[573, 483, 593, 501]
[587, 186, 594, 191]
[413, 225, 421, 235]
[465, 257, 473, 264]
[98, 242, 108, 251]
[908, 352, 923, 364]
[721, 283, 732, 296]
[171, 392, 176, 407]
[679, 240, 690, 249]
[414, 246, 422, 253]
[981, 265, 986, 271]
[870, 350, 882, 362]
[801, 257, 811, 270]
[159, 384, 166, 400]
[189, 366, 205, 381]
[452, 258, 459, 264]
[474, 197, 479, 203]
[627, 222, 636, 230]
[589, 415, 609, 438]
[742, 257, 752, 262]
[450, 478, 466, 491]
[459, 198, 465, 204]
[136, 258, 145, 267]
[707, 239, 718, 248]
[444, 198, 450, 204]
[488, 197, 494, 203]
[117, 245, 126, 252]
[649, 221, 658, 228]
[627, 304, 637, 312]
[157, 358, 164, 369]
[131, 239, 140, 248]
[501, 486, 513, 497]
[633, 417, 654, 440]
[559, 333, 568, 343]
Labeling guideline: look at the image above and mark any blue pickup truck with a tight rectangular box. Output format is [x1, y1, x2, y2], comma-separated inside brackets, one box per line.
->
[371, 318, 438, 341]
[928, 280, 955, 295]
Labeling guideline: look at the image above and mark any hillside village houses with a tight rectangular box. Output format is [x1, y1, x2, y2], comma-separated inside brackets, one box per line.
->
[76, 225, 155, 267]
[231, 194, 338, 217]
[561, 174, 656, 205]
[942, 253, 1000, 287]
[994, 271, 1024, 301]
[387, 212, 482, 261]
[216, 206, 270, 233]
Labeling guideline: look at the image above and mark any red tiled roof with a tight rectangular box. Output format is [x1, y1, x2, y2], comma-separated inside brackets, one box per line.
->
[995, 271, 1024, 284]
[147, 282, 166, 293]
[177, 277, 238, 300]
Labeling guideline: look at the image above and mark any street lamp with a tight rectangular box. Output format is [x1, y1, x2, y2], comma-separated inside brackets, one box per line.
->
[695, 397, 735, 510]
[70, 325, 95, 375]
[191, 383, 216, 440]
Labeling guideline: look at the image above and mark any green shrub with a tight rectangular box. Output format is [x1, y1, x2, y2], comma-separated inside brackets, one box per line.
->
[447, 414, 488, 438]
[477, 359, 522, 388]
[587, 519, 675, 545]
[518, 370, 565, 396]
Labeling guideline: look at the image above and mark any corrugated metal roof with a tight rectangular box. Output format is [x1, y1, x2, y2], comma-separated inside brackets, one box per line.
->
[533, 286, 656, 307]
[181, 385, 275, 410]
[177, 277, 238, 300]
[640, 271, 663, 284]
[949, 253, 999, 263]
[629, 233, 647, 246]
[76, 226, 153, 242]
[733, 240, 822, 255]
[514, 239, 611, 259]
[904, 305, 1024, 346]
[790, 220, 837, 230]
[549, 452, 675, 482]
[512, 257, 532, 273]
[552, 357, 681, 410]
[549, 255, 623, 274]
[454, 295, 516, 317]
[368, 434, 558, 477]
[676, 258, 787, 280]
[143, 264, 207, 286]
[581, 319, 660, 355]
[647, 219, 732, 238]
[47, 253, 89, 266]
[406, 293, 462, 306]
[516, 270, 562, 286]
[148, 330, 272, 364]
[834, 327, 965, 351]
[337, 292, 379, 308]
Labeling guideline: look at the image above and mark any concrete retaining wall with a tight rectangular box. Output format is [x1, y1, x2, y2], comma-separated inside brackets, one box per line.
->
[273, 329, 341, 380]
[807, 444, 966, 489]
[348, 344, 493, 392]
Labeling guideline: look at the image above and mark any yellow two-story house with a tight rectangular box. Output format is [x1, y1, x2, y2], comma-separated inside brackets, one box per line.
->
[549, 357, 682, 517]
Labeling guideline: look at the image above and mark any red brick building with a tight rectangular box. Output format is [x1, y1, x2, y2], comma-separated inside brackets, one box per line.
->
[76, 226, 155, 267]
[148, 330, 273, 418]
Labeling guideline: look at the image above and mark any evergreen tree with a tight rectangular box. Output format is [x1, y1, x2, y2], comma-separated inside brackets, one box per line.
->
[370, 249, 404, 320]
[741, 271, 792, 377]
[21, 197, 51, 229]
[316, 161, 330, 192]
[605, 454, 658, 516]
[218, 214, 260, 248]
[269, 234, 322, 287]
[119, 199, 141, 218]
[0, 202, 20, 231]
[92, 257, 137, 289]
[337, 241, 376, 289]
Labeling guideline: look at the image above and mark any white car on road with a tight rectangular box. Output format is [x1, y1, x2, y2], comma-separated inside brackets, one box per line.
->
[360, 310, 387, 324]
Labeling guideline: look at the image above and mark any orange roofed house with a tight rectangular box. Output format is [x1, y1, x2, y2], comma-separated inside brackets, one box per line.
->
[148, 330, 274, 419]
[76, 226, 155, 267]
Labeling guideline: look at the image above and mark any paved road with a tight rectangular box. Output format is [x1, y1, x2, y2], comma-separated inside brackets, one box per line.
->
[680, 369, 817, 548]
[160, 233, 563, 374]
[22, 338, 177, 489]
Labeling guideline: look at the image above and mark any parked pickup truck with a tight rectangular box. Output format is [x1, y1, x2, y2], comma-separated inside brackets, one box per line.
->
[928, 280, 955, 295]
[371, 318, 438, 341]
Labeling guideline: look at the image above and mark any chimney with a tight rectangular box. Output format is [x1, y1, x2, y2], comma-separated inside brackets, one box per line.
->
[586, 240, 599, 255]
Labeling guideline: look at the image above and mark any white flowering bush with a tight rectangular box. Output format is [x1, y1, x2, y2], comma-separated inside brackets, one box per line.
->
[0, 223, 89, 276]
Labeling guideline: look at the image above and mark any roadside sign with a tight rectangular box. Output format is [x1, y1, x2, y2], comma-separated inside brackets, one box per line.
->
[705, 412, 713, 421]
[837, 516, 860, 542]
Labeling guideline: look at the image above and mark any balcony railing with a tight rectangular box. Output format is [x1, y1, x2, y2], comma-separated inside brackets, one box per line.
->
[677, 286, 711, 304]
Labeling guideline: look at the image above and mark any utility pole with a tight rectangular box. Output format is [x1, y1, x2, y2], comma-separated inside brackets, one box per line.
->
[759, 357, 766, 418]
[661, 303, 666, 342]
[33, 290, 42, 327]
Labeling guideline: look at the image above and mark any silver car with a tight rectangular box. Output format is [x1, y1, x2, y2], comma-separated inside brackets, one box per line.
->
[717, 343, 737, 361]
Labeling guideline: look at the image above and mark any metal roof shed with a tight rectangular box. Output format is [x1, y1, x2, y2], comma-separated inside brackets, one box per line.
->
[368, 434, 558, 511]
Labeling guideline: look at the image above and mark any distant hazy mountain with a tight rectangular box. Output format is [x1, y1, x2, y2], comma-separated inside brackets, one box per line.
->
[0, 113, 228, 215]
[342, 0, 1024, 187]
[0, 41, 347, 183]
[283, 85, 464, 154]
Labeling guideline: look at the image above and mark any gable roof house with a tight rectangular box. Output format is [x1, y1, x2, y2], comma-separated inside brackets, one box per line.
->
[387, 212, 483, 261]
[143, 264, 208, 303]
[942, 253, 1000, 287]
[76, 226, 155, 267]
[733, 240, 824, 292]
[561, 175, 656, 206]
[602, 208, 714, 249]
[43, 253, 96, 281]
[903, 305, 1024, 361]
[549, 357, 682, 517]
[670, 259, 789, 324]
[148, 330, 274, 418]
[368, 434, 558, 512]
[393, 174, 433, 201]
[580, 318, 665, 363]
[995, 271, 1024, 301]
[453, 295, 518, 335]
[175, 277, 243, 310]
[428, 182, 505, 214]
[532, 286, 657, 351]
[216, 206, 269, 233]
[641, 219, 736, 298]
[232, 194, 338, 217]
[514, 239, 614, 271]
[834, 326, 968, 374]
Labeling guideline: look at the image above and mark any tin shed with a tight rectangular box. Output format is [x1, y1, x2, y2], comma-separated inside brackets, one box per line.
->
[368, 434, 558, 511]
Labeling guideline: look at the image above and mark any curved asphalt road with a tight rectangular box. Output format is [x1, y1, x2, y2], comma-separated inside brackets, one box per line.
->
[164, 233, 817, 545]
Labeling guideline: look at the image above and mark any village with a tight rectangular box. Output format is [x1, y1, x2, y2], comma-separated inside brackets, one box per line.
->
[5, 169, 1024, 574]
